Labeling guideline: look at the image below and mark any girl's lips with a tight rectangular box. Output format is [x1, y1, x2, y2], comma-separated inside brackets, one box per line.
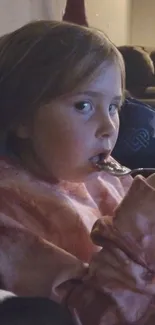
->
[90, 152, 111, 167]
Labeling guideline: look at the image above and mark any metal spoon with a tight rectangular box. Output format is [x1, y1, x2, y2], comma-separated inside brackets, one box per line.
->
[95, 160, 155, 177]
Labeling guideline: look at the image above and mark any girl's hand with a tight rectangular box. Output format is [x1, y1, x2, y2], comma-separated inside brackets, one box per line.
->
[90, 174, 155, 323]
[147, 173, 155, 188]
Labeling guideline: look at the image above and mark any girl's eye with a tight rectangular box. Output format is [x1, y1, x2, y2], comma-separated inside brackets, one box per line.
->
[74, 101, 93, 114]
[109, 103, 119, 115]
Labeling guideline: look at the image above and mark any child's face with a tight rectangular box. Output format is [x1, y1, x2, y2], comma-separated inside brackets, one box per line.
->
[20, 62, 122, 182]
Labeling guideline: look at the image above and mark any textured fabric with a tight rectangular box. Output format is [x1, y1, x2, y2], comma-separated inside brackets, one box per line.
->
[0, 157, 155, 323]
[113, 97, 155, 169]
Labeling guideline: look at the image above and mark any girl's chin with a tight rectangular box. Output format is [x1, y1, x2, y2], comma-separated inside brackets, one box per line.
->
[84, 170, 100, 181]
[51, 165, 100, 183]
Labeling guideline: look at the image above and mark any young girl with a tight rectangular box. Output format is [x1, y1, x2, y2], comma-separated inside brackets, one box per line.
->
[0, 20, 155, 324]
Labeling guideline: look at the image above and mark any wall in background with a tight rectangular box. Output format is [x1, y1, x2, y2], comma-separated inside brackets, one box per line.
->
[131, 0, 155, 47]
[52, 0, 132, 46]
[86, 0, 131, 45]
[0, 0, 57, 35]
[0, 0, 131, 45]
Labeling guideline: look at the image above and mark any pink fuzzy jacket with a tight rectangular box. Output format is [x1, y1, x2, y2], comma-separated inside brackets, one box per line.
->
[0, 157, 155, 324]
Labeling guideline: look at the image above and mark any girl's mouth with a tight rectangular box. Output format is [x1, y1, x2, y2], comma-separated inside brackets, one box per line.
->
[90, 152, 110, 169]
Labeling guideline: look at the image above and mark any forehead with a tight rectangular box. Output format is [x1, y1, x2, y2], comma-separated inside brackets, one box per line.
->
[79, 62, 122, 98]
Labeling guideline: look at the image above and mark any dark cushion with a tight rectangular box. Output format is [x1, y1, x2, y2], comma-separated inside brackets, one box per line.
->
[0, 294, 74, 325]
[113, 97, 155, 169]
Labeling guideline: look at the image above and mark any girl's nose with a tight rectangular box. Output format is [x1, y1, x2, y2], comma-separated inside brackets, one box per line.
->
[95, 115, 116, 139]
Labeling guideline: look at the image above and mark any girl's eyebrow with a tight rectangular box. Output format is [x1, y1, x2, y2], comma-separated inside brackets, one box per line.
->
[75, 90, 123, 102]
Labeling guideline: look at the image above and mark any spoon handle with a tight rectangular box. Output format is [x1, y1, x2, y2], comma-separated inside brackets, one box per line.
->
[130, 168, 155, 177]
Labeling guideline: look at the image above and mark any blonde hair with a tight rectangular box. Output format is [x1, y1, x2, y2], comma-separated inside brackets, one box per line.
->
[0, 20, 124, 134]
